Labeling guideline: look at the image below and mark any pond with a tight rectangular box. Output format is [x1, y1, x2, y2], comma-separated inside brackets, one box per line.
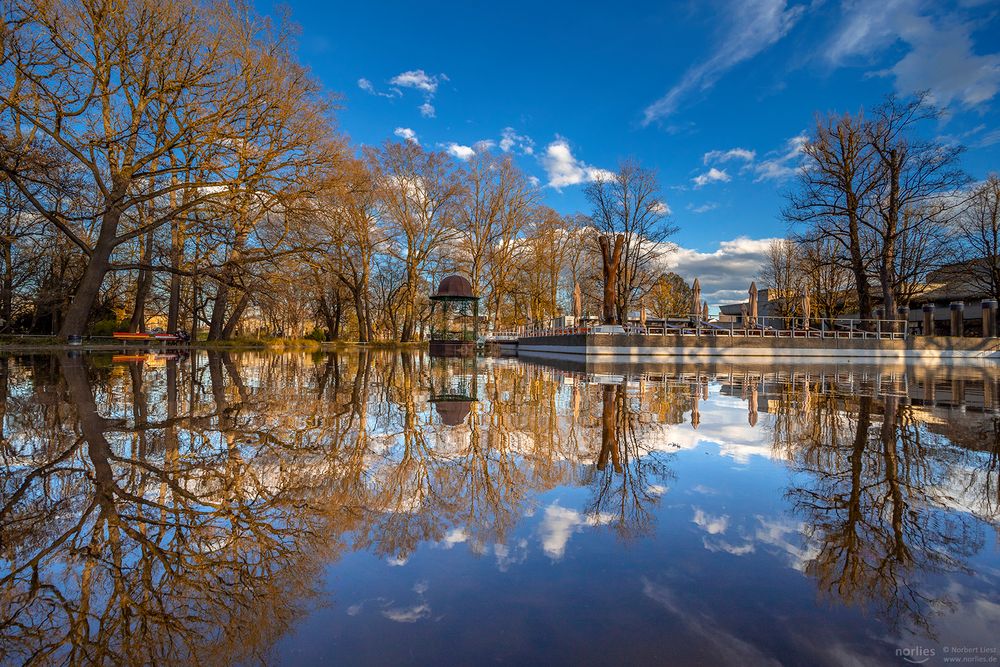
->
[0, 351, 998, 665]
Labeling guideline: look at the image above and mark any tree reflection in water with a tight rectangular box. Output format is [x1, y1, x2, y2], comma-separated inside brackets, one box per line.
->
[0, 352, 351, 665]
[584, 382, 677, 540]
[770, 371, 997, 637]
[0, 353, 997, 662]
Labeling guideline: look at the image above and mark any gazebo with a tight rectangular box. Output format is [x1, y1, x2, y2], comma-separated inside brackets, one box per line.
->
[429, 274, 479, 357]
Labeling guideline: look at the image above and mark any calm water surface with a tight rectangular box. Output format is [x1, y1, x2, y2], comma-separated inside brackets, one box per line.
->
[1, 351, 999, 666]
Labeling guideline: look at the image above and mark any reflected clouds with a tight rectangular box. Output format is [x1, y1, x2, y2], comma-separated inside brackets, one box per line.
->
[0, 353, 997, 662]
[538, 504, 614, 560]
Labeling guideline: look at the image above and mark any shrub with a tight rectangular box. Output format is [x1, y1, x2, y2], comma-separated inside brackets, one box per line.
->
[90, 319, 127, 337]
[305, 328, 328, 342]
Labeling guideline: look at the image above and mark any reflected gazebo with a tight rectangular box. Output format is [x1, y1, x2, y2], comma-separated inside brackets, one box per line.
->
[429, 354, 479, 427]
[429, 275, 479, 357]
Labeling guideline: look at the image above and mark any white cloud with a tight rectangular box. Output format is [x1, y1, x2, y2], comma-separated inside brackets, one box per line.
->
[389, 69, 440, 94]
[538, 504, 612, 559]
[663, 236, 779, 306]
[689, 202, 720, 214]
[976, 127, 1000, 148]
[394, 127, 419, 144]
[826, 0, 1000, 108]
[540, 137, 615, 189]
[652, 200, 672, 215]
[643, 0, 805, 123]
[361, 69, 447, 116]
[444, 142, 476, 161]
[692, 167, 731, 188]
[357, 77, 399, 99]
[499, 127, 535, 155]
[703, 148, 756, 164]
[753, 132, 807, 182]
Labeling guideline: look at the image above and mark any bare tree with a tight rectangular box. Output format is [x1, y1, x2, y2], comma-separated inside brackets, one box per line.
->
[0, 0, 338, 336]
[368, 141, 463, 342]
[956, 175, 1000, 304]
[787, 112, 878, 321]
[864, 93, 968, 316]
[788, 96, 967, 322]
[455, 152, 537, 326]
[797, 236, 856, 320]
[585, 159, 677, 323]
[759, 239, 804, 318]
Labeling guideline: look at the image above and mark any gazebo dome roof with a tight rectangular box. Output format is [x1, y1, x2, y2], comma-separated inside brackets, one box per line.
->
[433, 275, 475, 299]
[435, 400, 472, 426]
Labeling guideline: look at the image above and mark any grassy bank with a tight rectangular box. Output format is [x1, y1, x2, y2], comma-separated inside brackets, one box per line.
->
[0, 335, 431, 353]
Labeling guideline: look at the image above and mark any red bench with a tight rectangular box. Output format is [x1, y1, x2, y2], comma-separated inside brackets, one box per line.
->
[113, 332, 185, 341]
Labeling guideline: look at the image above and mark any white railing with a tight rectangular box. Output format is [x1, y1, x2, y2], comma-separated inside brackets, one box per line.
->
[507, 315, 910, 341]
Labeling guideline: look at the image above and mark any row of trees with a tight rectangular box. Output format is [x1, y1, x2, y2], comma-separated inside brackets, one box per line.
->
[0, 0, 681, 341]
[766, 94, 999, 321]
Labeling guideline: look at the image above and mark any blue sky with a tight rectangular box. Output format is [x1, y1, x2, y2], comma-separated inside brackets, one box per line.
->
[278, 0, 1000, 304]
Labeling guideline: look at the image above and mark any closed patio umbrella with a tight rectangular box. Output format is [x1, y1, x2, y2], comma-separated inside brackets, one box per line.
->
[573, 283, 582, 319]
[640, 303, 647, 327]
[692, 279, 701, 318]
[691, 380, 701, 430]
[749, 282, 758, 327]
[802, 291, 811, 329]
[702, 301, 709, 322]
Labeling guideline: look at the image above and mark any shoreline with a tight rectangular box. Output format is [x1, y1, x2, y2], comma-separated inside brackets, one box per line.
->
[0, 339, 430, 353]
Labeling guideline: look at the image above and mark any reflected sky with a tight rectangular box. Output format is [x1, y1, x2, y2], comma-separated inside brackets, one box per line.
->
[0, 352, 998, 665]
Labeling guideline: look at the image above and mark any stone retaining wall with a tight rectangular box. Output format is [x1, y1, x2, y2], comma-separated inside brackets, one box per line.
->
[515, 334, 1000, 360]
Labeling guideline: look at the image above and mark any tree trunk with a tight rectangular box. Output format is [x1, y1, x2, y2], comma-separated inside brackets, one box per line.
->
[1, 238, 12, 332]
[846, 209, 872, 324]
[128, 232, 155, 332]
[332, 292, 342, 339]
[598, 234, 624, 325]
[879, 150, 901, 323]
[352, 289, 367, 343]
[190, 276, 201, 342]
[167, 218, 182, 332]
[59, 211, 121, 337]
[361, 270, 372, 342]
[207, 283, 228, 341]
[400, 269, 418, 342]
[221, 291, 250, 339]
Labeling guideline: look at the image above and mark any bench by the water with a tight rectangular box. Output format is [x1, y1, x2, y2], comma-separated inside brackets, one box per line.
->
[113, 331, 189, 342]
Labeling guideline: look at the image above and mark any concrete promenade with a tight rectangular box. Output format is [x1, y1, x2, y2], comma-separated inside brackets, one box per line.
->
[516, 333, 1000, 361]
